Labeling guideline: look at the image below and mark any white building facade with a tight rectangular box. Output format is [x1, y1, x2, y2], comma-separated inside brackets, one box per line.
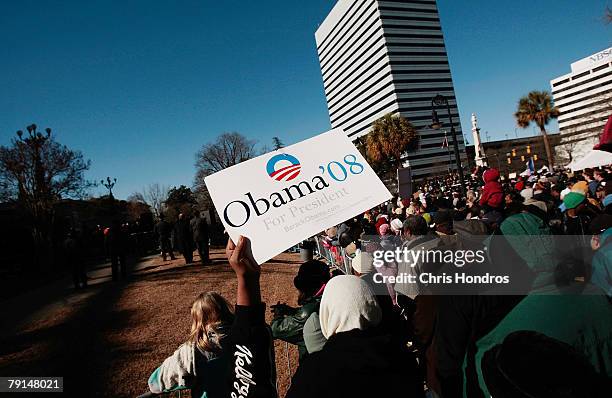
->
[550, 47, 612, 162]
[315, 0, 467, 178]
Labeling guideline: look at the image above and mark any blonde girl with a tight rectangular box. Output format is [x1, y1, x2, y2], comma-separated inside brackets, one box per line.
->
[147, 292, 234, 397]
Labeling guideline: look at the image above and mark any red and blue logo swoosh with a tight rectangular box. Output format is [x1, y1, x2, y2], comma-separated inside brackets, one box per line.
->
[266, 154, 301, 182]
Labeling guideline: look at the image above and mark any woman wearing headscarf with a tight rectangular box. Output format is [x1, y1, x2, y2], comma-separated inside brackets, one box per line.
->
[286, 276, 423, 398]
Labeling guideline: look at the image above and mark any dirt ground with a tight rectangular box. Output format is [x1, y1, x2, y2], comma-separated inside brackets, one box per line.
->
[0, 248, 302, 397]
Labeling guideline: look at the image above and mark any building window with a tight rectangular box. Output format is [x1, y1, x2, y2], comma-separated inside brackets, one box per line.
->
[572, 70, 591, 80]
[552, 78, 570, 87]
[592, 63, 611, 73]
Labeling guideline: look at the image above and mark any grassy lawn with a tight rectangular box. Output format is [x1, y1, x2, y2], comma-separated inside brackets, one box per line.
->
[0, 248, 302, 397]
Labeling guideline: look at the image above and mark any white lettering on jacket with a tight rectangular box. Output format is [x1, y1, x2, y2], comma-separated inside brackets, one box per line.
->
[231, 345, 256, 398]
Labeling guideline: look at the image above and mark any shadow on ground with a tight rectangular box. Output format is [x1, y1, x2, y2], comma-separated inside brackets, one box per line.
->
[0, 250, 302, 397]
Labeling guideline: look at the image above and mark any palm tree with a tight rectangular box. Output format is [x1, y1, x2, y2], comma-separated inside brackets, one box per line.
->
[515, 91, 560, 169]
[366, 113, 418, 178]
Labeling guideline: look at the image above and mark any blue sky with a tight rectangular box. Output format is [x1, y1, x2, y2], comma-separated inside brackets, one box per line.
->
[1, 0, 610, 199]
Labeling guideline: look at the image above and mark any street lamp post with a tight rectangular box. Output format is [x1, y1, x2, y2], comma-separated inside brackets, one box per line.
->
[430, 94, 466, 194]
[16, 124, 52, 201]
[101, 177, 117, 198]
[15, 124, 53, 269]
[443, 130, 452, 172]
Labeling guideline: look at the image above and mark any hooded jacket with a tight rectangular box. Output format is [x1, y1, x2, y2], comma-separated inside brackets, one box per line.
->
[479, 169, 503, 210]
[148, 326, 231, 398]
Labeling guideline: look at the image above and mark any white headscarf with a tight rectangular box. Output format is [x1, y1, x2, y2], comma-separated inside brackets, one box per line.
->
[520, 188, 533, 200]
[319, 275, 382, 339]
[351, 249, 374, 274]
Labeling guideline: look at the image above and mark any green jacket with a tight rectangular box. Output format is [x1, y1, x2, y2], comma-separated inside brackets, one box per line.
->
[471, 285, 612, 397]
[500, 212, 556, 289]
[592, 228, 612, 297]
[271, 296, 321, 360]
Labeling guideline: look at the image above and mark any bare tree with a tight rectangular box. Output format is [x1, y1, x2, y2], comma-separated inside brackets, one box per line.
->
[193, 183, 214, 213]
[127, 192, 146, 203]
[0, 124, 91, 268]
[195, 132, 256, 176]
[258, 144, 271, 156]
[558, 140, 579, 164]
[143, 183, 168, 218]
[126, 194, 151, 222]
[194, 132, 257, 209]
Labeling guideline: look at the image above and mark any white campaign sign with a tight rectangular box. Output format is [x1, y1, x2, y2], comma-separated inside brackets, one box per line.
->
[205, 129, 392, 263]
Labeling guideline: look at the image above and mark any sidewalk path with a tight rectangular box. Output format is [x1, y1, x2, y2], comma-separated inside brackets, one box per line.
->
[0, 253, 167, 337]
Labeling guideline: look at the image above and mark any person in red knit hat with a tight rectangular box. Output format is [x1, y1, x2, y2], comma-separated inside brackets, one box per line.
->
[515, 180, 525, 192]
[479, 168, 504, 211]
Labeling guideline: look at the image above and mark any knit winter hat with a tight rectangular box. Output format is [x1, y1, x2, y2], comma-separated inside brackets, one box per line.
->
[379, 223, 390, 236]
[319, 275, 382, 339]
[571, 181, 588, 195]
[433, 209, 452, 225]
[390, 218, 403, 233]
[515, 181, 525, 191]
[603, 193, 612, 208]
[294, 260, 330, 293]
[351, 249, 374, 275]
[524, 198, 547, 213]
[562, 192, 586, 210]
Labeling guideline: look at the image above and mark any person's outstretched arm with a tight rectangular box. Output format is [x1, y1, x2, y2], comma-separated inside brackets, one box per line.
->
[226, 236, 277, 398]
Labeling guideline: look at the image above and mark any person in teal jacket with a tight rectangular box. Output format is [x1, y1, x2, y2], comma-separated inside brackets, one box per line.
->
[472, 282, 612, 397]
[590, 215, 612, 297]
[500, 211, 556, 290]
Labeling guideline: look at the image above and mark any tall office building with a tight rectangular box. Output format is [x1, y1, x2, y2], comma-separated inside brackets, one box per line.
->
[315, 0, 466, 178]
[551, 47, 612, 160]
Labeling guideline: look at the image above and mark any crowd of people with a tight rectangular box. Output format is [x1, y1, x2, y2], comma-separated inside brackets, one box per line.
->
[153, 210, 211, 266]
[61, 210, 211, 289]
[62, 219, 153, 288]
[145, 165, 612, 398]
